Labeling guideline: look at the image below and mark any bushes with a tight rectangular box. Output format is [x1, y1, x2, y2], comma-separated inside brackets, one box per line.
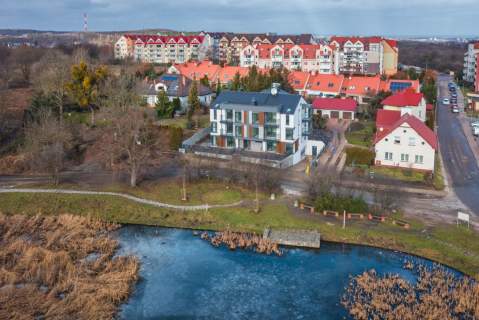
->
[314, 192, 369, 213]
[345, 147, 375, 166]
[168, 126, 183, 151]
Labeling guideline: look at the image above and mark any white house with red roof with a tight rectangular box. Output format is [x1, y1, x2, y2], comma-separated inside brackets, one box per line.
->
[312, 98, 357, 120]
[381, 91, 427, 122]
[374, 113, 437, 172]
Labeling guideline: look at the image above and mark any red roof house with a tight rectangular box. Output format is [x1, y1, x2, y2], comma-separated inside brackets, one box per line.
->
[381, 91, 424, 107]
[312, 98, 357, 120]
[376, 109, 402, 131]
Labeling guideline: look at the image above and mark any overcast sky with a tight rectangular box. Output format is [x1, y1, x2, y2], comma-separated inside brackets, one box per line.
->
[0, 0, 478, 36]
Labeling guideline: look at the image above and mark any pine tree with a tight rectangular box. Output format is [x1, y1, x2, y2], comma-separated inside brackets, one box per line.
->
[215, 79, 222, 96]
[187, 80, 200, 128]
[155, 90, 173, 119]
[231, 72, 241, 91]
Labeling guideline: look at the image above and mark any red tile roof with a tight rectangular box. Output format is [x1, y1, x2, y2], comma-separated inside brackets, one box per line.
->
[374, 114, 437, 149]
[171, 61, 222, 82]
[379, 79, 420, 93]
[288, 71, 310, 91]
[307, 74, 344, 94]
[341, 75, 381, 96]
[312, 98, 357, 112]
[126, 34, 204, 46]
[426, 104, 434, 111]
[376, 109, 401, 129]
[381, 91, 424, 107]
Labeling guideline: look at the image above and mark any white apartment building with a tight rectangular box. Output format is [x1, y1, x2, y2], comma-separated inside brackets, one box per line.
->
[210, 85, 324, 166]
[114, 34, 210, 64]
[239, 44, 336, 74]
[463, 43, 479, 87]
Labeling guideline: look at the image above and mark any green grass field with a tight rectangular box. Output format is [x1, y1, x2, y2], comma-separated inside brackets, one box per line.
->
[372, 166, 427, 183]
[1, 184, 479, 278]
[345, 121, 375, 147]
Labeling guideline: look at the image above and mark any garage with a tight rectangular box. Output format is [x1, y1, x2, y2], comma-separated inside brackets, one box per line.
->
[342, 111, 352, 119]
[330, 111, 340, 119]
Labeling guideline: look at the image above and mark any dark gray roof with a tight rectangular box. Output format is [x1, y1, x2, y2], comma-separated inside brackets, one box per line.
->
[212, 90, 303, 114]
[140, 73, 212, 98]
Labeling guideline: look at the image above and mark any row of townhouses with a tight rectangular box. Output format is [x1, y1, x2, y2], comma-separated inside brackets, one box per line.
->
[114, 33, 398, 76]
[114, 34, 209, 64]
[238, 37, 398, 76]
[463, 42, 479, 112]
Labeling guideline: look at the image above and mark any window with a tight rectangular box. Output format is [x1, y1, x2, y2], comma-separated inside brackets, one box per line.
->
[285, 143, 294, 155]
[235, 111, 242, 122]
[226, 123, 233, 134]
[401, 154, 409, 162]
[385, 152, 393, 161]
[226, 110, 233, 120]
[415, 155, 424, 164]
[212, 109, 217, 120]
[265, 112, 277, 124]
[252, 112, 259, 124]
[408, 137, 416, 146]
[265, 126, 277, 138]
[211, 122, 217, 133]
[252, 127, 260, 139]
[394, 136, 401, 144]
[210, 135, 216, 146]
[235, 125, 242, 136]
[286, 115, 291, 126]
[266, 140, 277, 152]
[286, 128, 294, 140]
[226, 137, 235, 148]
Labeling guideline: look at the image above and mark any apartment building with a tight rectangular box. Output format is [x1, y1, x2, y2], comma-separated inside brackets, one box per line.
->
[114, 34, 209, 64]
[240, 43, 336, 74]
[211, 33, 315, 65]
[330, 36, 398, 76]
[209, 85, 321, 166]
[463, 42, 479, 91]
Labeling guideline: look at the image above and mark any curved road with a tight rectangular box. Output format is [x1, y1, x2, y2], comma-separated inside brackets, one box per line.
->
[437, 75, 479, 216]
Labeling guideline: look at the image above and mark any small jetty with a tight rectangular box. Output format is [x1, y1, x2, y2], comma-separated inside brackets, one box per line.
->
[263, 228, 321, 249]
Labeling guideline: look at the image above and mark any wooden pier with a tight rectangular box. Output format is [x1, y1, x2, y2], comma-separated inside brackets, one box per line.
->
[263, 228, 321, 249]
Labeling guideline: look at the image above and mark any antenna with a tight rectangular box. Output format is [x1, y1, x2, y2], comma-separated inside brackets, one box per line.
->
[83, 13, 88, 33]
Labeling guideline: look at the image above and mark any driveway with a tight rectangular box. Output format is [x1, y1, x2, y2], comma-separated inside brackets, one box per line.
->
[437, 75, 479, 216]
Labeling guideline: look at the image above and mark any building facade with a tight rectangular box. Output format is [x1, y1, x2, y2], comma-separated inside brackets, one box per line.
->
[209, 85, 314, 165]
[463, 43, 479, 91]
[330, 36, 398, 76]
[240, 44, 336, 74]
[374, 113, 437, 172]
[381, 91, 427, 122]
[114, 34, 209, 64]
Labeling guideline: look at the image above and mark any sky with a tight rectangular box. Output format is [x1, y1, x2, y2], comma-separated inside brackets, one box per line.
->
[0, 0, 478, 36]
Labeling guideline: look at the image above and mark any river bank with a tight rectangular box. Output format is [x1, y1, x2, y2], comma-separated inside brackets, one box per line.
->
[0, 185, 478, 278]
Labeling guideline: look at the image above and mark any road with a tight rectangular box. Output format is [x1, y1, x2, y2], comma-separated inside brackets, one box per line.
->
[437, 75, 479, 216]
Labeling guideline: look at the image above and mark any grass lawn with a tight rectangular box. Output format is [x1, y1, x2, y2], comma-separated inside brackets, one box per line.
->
[372, 166, 427, 183]
[345, 120, 375, 147]
[1, 189, 479, 278]
[158, 114, 210, 129]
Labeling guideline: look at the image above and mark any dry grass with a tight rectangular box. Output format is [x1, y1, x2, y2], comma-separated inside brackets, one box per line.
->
[342, 265, 479, 319]
[0, 214, 139, 320]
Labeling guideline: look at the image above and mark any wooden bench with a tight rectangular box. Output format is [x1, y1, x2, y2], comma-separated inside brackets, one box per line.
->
[347, 213, 365, 220]
[392, 219, 410, 229]
[323, 210, 339, 217]
[368, 214, 386, 222]
[299, 203, 315, 214]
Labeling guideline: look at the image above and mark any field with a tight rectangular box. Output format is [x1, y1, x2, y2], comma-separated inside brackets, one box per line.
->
[345, 121, 375, 147]
[1, 183, 479, 278]
[0, 214, 139, 319]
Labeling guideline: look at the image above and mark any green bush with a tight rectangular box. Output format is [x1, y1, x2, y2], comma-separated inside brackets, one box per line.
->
[314, 192, 368, 213]
[345, 147, 375, 166]
[168, 126, 183, 150]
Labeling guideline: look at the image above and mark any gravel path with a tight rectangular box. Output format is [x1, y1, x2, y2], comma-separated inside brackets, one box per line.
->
[0, 188, 243, 211]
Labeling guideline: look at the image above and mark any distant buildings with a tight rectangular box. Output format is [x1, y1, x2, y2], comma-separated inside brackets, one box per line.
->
[114, 34, 210, 64]
[463, 42, 479, 92]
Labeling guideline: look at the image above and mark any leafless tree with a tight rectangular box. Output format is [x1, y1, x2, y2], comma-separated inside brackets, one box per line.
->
[306, 171, 337, 201]
[9, 46, 43, 84]
[33, 50, 71, 121]
[23, 109, 73, 184]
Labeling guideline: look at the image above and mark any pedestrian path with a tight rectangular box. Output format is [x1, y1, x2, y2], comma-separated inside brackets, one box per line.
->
[0, 188, 243, 211]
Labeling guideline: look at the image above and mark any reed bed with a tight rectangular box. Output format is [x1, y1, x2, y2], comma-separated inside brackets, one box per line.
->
[342, 264, 479, 319]
[0, 214, 139, 320]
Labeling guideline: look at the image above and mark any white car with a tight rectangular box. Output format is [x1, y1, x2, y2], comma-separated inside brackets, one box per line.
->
[471, 121, 479, 128]
[443, 98, 450, 105]
[452, 107, 459, 113]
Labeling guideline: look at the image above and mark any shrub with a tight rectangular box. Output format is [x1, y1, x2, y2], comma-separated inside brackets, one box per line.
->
[168, 126, 183, 150]
[314, 192, 368, 213]
[345, 147, 375, 166]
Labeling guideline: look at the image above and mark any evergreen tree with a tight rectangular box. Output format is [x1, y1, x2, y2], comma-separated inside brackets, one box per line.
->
[231, 72, 241, 91]
[155, 90, 173, 119]
[187, 80, 201, 128]
[200, 74, 209, 87]
[215, 79, 222, 96]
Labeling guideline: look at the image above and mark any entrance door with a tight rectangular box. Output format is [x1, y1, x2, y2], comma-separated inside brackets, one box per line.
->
[312, 146, 318, 157]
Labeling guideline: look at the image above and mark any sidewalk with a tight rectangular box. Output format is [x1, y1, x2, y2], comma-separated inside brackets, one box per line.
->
[458, 113, 479, 165]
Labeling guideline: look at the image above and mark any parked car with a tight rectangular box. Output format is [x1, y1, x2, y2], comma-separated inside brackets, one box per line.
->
[443, 98, 450, 105]
[452, 107, 460, 113]
[474, 126, 479, 137]
[471, 121, 479, 128]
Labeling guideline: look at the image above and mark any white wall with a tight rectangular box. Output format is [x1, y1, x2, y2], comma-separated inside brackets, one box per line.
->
[374, 122, 435, 171]
[383, 98, 427, 122]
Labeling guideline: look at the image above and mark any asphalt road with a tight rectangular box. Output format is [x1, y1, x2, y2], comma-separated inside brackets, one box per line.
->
[437, 75, 479, 215]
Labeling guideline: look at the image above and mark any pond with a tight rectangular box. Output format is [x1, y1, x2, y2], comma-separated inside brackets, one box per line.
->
[117, 226, 456, 320]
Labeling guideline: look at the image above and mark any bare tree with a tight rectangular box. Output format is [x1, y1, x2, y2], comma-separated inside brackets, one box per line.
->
[10, 46, 43, 84]
[24, 109, 73, 184]
[33, 50, 71, 121]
